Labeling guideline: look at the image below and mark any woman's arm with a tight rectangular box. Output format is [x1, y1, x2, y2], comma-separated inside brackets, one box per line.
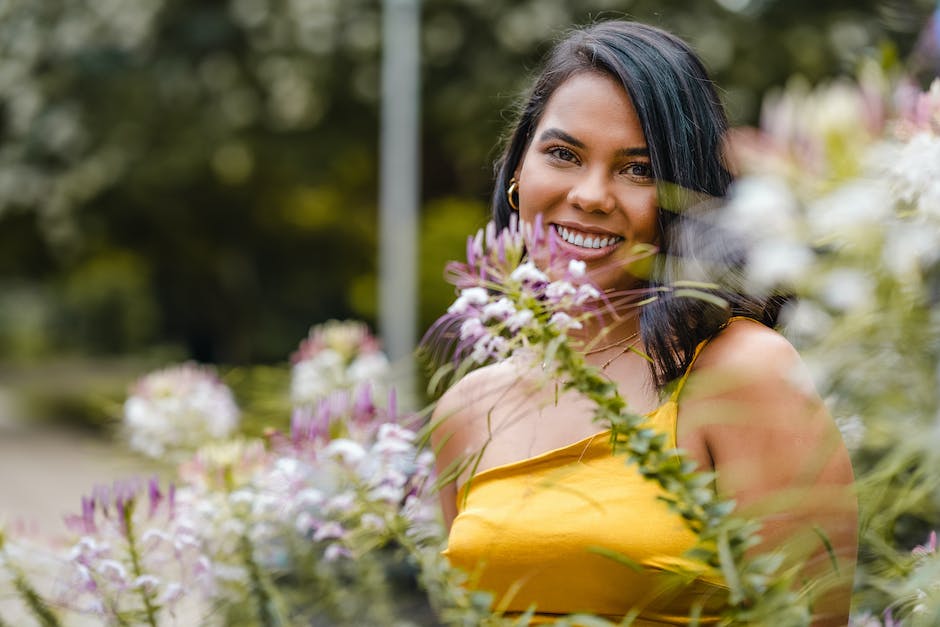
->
[680, 320, 858, 626]
[429, 383, 465, 530]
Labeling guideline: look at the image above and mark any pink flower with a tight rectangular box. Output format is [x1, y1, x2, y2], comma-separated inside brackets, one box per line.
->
[912, 530, 937, 557]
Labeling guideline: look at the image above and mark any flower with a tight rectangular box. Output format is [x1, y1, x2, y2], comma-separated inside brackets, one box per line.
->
[423, 217, 608, 373]
[58, 477, 207, 620]
[913, 531, 937, 557]
[290, 320, 389, 407]
[124, 363, 240, 460]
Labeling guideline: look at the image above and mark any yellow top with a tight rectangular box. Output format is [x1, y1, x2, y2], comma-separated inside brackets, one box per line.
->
[443, 341, 729, 625]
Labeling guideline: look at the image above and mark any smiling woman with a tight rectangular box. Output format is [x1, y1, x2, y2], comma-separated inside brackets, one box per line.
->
[431, 20, 857, 626]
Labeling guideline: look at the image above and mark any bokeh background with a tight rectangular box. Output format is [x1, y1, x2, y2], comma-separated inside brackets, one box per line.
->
[0, 0, 936, 426]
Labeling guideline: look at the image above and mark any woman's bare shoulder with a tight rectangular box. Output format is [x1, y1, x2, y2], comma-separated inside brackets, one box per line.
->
[695, 317, 801, 376]
[430, 358, 532, 440]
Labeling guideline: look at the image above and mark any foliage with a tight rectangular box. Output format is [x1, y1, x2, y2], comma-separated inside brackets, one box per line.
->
[0, 0, 935, 363]
[2, 10, 940, 624]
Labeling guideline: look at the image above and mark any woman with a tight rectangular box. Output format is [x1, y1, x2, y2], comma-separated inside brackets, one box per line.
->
[431, 21, 857, 625]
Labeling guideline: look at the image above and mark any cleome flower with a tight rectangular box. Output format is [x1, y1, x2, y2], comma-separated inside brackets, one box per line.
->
[423, 214, 611, 374]
[290, 320, 390, 407]
[58, 477, 208, 622]
[124, 362, 240, 461]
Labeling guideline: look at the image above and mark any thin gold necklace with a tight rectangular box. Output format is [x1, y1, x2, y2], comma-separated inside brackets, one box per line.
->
[583, 331, 640, 357]
[599, 335, 642, 370]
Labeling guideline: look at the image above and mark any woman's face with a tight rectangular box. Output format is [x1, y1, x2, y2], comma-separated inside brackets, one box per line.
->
[515, 71, 659, 293]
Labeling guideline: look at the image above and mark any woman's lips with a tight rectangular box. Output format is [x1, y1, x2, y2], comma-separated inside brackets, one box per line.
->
[549, 223, 623, 259]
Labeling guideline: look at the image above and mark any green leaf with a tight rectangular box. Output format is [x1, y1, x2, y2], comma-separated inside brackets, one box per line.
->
[671, 288, 729, 309]
[716, 528, 744, 605]
[586, 546, 645, 573]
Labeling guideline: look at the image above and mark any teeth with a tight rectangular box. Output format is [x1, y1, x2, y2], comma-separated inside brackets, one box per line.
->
[556, 225, 622, 249]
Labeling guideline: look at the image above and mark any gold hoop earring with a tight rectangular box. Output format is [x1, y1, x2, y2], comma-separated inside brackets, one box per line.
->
[506, 177, 519, 210]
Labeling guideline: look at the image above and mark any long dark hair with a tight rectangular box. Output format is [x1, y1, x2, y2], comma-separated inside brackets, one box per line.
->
[492, 21, 784, 390]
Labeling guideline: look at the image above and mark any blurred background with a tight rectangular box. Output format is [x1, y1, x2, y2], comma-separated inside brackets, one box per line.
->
[0, 0, 937, 429]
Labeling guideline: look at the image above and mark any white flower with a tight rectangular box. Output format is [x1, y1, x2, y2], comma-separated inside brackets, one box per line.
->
[459, 317, 486, 341]
[506, 308, 535, 332]
[369, 484, 404, 504]
[132, 574, 160, 591]
[374, 423, 416, 454]
[882, 221, 940, 279]
[781, 301, 833, 342]
[510, 261, 549, 284]
[124, 363, 240, 460]
[97, 559, 128, 584]
[889, 132, 940, 218]
[574, 284, 601, 305]
[567, 259, 586, 278]
[481, 297, 516, 322]
[463, 287, 489, 304]
[545, 281, 577, 302]
[470, 335, 509, 364]
[548, 312, 582, 332]
[313, 521, 345, 541]
[820, 269, 874, 311]
[324, 544, 351, 561]
[323, 439, 366, 465]
[724, 175, 801, 241]
[360, 513, 386, 531]
[835, 415, 866, 451]
[347, 352, 389, 383]
[808, 179, 892, 240]
[747, 239, 814, 289]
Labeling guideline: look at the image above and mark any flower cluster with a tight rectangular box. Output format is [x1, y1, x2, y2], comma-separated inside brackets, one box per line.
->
[56, 477, 208, 622]
[425, 215, 608, 376]
[724, 74, 940, 625]
[290, 320, 389, 406]
[124, 363, 240, 461]
[165, 384, 436, 616]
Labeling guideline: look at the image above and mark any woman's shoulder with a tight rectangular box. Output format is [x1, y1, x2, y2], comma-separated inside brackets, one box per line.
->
[683, 316, 821, 408]
[694, 317, 803, 380]
[430, 358, 532, 437]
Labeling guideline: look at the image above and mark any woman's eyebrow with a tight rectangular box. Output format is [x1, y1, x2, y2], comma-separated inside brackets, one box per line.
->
[537, 128, 649, 157]
[538, 128, 584, 147]
[616, 147, 650, 157]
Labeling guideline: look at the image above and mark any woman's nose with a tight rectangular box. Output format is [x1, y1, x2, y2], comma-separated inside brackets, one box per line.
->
[566, 169, 615, 214]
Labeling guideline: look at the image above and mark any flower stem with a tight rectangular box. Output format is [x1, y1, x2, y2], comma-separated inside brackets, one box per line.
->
[122, 500, 158, 627]
[0, 529, 61, 627]
[239, 532, 285, 627]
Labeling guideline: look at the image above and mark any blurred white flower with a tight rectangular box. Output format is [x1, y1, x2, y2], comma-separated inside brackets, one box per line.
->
[882, 221, 940, 279]
[290, 320, 388, 406]
[888, 132, 940, 219]
[747, 239, 815, 289]
[481, 297, 516, 322]
[725, 176, 802, 241]
[835, 415, 866, 451]
[510, 261, 549, 284]
[820, 269, 875, 311]
[124, 363, 240, 460]
[780, 301, 833, 343]
[807, 179, 892, 240]
[548, 312, 582, 332]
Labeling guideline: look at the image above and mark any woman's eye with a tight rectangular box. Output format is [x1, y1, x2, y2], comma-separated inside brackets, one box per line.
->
[622, 163, 653, 179]
[547, 146, 579, 163]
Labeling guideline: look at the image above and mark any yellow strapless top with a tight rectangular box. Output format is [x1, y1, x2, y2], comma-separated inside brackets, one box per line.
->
[443, 340, 732, 624]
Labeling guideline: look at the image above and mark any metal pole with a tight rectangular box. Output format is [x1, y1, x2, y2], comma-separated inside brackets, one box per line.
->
[379, 0, 420, 403]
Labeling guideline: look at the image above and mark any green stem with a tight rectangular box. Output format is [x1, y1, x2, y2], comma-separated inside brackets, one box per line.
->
[551, 338, 804, 621]
[122, 500, 159, 627]
[2, 559, 62, 627]
[239, 532, 285, 627]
